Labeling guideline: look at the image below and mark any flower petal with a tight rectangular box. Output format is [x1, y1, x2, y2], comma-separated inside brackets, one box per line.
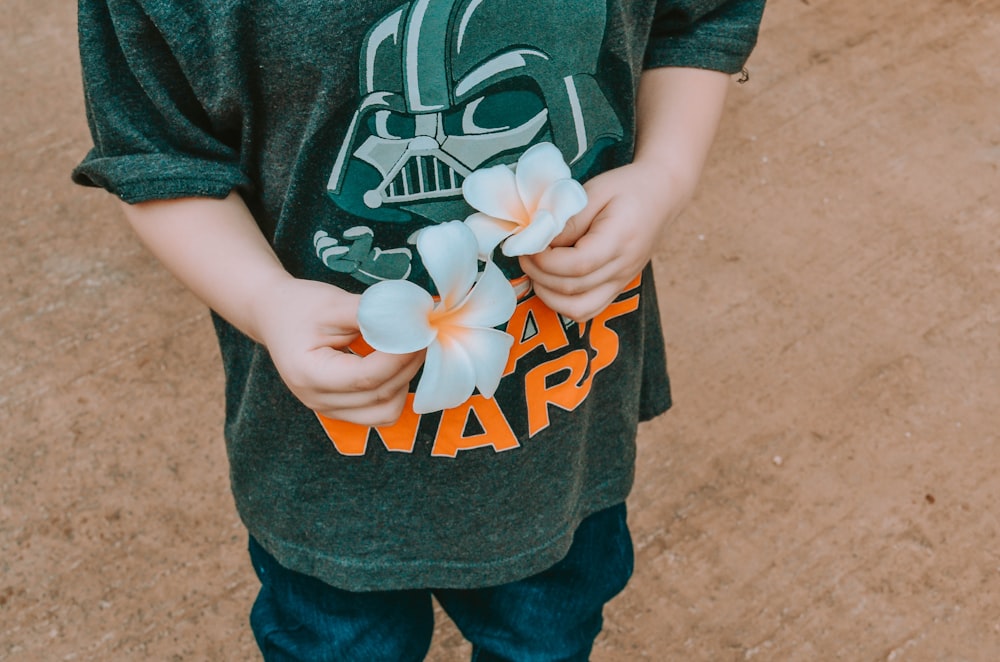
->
[501, 209, 562, 257]
[451, 260, 517, 328]
[413, 335, 477, 414]
[357, 280, 437, 353]
[447, 327, 514, 399]
[515, 142, 572, 212]
[538, 178, 588, 223]
[462, 164, 529, 224]
[416, 221, 479, 308]
[464, 212, 519, 259]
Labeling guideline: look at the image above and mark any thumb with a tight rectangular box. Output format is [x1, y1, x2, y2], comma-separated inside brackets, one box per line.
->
[318, 290, 363, 340]
[549, 207, 593, 248]
[549, 180, 611, 248]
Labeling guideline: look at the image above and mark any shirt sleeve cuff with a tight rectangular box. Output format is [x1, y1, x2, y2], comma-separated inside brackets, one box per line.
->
[644, 37, 755, 74]
[72, 150, 252, 204]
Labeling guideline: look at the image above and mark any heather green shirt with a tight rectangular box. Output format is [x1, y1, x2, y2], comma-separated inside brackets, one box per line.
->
[75, 0, 763, 590]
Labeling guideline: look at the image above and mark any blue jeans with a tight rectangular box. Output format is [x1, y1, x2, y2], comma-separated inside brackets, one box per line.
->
[248, 503, 633, 662]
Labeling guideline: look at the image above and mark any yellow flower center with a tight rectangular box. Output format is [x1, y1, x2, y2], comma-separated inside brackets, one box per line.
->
[427, 302, 463, 331]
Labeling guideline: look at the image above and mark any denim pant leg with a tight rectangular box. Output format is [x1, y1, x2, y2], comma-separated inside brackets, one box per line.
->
[248, 537, 434, 662]
[434, 503, 634, 662]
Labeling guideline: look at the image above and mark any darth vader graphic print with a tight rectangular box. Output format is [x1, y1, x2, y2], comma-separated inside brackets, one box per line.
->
[316, 0, 624, 286]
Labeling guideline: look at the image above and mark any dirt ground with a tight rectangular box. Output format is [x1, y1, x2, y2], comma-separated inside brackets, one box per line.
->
[2, 1, 998, 660]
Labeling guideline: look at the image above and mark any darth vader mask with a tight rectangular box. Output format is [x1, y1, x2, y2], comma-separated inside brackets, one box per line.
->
[326, 0, 623, 225]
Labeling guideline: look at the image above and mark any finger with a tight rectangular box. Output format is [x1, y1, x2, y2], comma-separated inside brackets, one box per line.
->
[548, 208, 593, 248]
[316, 389, 412, 428]
[531, 281, 619, 323]
[296, 352, 421, 412]
[317, 297, 362, 339]
[521, 241, 612, 281]
[310, 347, 423, 395]
[549, 177, 614, 248]
[308, 378, 410, 415]
[345, 350, 424, 394]
[531, 202, 631, 277]
[521, 251, 622, 297]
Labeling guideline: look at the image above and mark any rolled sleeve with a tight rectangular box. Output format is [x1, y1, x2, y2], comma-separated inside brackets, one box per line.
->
[644, 0, 766, 73]
[73, 0, 250, 203]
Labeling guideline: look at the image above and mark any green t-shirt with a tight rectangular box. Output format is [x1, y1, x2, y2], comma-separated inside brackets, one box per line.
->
[74, 0, 763, 590]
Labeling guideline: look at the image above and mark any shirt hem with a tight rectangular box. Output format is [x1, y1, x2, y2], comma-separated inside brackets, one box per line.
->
[247, 491, 632, 592]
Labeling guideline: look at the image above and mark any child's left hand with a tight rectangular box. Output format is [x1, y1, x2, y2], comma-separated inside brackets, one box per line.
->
[519, 161, 693, 322]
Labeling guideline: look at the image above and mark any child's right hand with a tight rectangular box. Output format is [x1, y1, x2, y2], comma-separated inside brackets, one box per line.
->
[119, 193, 421, 428]
[252, 276, 424, 427]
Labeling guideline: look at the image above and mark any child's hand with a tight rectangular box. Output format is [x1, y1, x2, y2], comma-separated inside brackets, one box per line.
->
[519, 162, 692, 322]
[253, 277, 424, 427]
[118, 193, 422, 428]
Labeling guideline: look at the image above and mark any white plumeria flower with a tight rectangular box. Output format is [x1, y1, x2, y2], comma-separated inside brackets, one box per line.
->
[357, 221, 517, 415]
[462, 142, 588, 258]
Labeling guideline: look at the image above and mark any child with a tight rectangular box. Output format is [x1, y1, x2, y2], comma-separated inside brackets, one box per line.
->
[74, 1, 763, 659]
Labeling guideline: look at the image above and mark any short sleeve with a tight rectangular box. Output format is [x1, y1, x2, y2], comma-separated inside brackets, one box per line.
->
[644, 0, 766, 74]
[72, 0, 251, 203]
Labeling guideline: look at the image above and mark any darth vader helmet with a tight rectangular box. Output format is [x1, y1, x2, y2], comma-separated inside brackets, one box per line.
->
[326, 0, 623, 224]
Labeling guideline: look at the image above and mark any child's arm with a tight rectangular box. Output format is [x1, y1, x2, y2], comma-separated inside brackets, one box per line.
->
[519, 66, 731, 322]
[120, 193, 423, 426]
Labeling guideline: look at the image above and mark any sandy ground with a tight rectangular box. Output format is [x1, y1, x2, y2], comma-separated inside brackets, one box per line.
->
[2, 0, 999, 660]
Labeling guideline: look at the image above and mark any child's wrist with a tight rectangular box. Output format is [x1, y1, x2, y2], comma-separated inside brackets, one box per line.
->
[631, 155, 699, 205]
[243, 270, 300, 345]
